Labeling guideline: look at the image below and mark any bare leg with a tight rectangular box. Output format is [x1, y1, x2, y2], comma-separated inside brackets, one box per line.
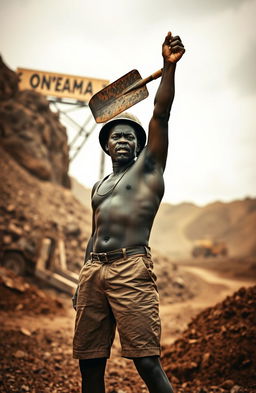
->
[79, 358, 107, 393]
[133, 356, 174, 393]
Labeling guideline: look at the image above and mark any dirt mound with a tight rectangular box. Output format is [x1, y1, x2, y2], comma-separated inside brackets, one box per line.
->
[0, 328, 81, 393]
[0, 268, 80, 392]
[0, 57, 70, 187]
[161, 285, 256, 392]
[0, 267, 64, 315]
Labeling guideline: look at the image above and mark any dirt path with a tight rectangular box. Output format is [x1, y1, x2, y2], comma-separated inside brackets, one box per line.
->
[159, 265, 254, 346]
[182, 265, 253, 292]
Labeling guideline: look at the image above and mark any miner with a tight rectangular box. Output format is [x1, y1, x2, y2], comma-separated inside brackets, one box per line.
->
[73, 31, 185, 393]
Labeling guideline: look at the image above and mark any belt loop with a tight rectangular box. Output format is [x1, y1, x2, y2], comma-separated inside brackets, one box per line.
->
[122, 248, 127, 260]
[144, 246, 151, 258]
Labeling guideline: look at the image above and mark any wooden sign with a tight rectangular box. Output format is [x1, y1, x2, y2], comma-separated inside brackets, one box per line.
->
[17, 68, 109, 103]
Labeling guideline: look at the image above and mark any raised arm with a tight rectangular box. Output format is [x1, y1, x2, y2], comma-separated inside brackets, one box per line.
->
[147, 32, 185, 171]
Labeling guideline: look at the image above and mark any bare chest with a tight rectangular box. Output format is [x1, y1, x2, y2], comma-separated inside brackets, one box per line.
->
[92, 172, 138, 211]
[92, 169, 164, 224]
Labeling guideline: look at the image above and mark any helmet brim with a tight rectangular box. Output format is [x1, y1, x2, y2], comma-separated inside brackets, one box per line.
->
[99, 117, 146, 156]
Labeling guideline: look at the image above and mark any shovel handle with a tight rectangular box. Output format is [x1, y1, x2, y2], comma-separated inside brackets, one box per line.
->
[124, 69, 163, 94]
[144, 69, 163, 84]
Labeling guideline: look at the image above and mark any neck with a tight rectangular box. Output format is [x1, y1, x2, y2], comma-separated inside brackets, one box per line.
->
[112, 159, 135, 175]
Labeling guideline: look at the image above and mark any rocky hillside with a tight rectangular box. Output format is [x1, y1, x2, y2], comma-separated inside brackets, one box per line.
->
[0, 56, 70, 187]
[185, 199, 256, 257]
[151, 198, 256, 258]
[70, 176, 92, 207]
[0, 146, 91, 273]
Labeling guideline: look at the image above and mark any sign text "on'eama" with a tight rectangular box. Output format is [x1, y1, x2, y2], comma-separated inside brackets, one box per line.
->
[17, 68, 109, 103]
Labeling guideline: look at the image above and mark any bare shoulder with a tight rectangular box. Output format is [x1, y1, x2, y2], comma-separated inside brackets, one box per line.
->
[91, 180, 100, 198]
[131, 146, 165, 196]
[134, 146, 164, 175]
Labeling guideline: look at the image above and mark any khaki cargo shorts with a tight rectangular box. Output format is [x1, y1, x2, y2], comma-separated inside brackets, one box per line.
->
[73, 250, 161, 359]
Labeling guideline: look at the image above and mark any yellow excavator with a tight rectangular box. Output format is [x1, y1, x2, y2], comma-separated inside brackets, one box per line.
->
[192, 239, 228, 258]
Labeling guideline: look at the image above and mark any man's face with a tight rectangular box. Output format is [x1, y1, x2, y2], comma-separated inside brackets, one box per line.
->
[106, 123, 139, 163]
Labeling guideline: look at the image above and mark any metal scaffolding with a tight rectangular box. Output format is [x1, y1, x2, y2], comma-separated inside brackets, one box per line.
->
[48, 97, 97, 162]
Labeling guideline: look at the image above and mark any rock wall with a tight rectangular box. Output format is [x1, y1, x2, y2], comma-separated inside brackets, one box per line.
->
[0, 56, 70, 188]
[0, 146, 91, 273]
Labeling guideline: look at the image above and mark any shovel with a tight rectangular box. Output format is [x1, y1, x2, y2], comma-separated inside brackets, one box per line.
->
[89, 69, 162, 123]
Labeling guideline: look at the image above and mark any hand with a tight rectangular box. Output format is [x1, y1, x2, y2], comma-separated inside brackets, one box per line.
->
[162, 32, 185, 64]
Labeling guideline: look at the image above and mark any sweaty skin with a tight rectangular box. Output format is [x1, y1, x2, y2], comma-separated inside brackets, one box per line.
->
[91, 128, 165, 252]
[77, 31, 185, 393]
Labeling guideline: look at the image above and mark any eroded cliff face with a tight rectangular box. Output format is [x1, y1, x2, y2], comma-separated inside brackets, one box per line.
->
[0, 56, 90, 273]
[0, 146, 91, 273]
[0, 56, 70, 188]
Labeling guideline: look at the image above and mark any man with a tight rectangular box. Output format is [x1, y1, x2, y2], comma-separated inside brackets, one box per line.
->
[73, 31, 185, 393]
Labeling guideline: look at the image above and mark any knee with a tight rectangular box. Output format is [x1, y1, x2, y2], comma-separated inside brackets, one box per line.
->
[133, 356, 160, 376]
[79, 358, 107, 378]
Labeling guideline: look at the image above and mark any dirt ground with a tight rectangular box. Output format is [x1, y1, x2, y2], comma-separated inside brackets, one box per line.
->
[0, 256, 255, 393]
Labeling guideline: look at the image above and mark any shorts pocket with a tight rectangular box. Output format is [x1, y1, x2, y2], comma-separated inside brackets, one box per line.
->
[136, 256, 157, 282]
[79, 259, 93, 279]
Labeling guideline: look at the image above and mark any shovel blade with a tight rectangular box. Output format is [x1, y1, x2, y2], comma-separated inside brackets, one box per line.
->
[89, 69, 149, 123]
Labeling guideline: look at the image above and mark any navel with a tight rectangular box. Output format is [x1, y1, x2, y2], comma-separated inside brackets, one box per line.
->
[126, 184, 132, 190]
[104, 236, 110, 242]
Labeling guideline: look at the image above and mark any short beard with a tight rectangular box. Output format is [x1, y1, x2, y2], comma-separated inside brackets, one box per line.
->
[116, 155, 133, 164]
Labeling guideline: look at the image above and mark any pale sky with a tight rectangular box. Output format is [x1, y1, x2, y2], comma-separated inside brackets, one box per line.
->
[1, 0, 256, 205]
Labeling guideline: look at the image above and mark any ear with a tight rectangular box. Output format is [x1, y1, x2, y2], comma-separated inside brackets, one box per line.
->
[136, 143, 140, 155]
[105, 145, 109, 151]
